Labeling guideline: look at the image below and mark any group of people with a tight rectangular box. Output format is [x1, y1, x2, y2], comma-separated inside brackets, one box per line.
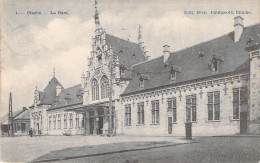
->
[28, 128, 41, 137]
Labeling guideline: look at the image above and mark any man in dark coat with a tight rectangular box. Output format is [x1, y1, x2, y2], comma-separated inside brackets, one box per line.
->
[29, 128, 33, 137]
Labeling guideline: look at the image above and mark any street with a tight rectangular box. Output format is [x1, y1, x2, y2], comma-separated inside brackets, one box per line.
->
[51, 137, 260, 163]
[0, 136, 259, 163]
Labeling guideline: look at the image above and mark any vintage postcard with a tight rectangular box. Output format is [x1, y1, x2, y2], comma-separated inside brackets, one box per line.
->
[1, 0, 260, 162]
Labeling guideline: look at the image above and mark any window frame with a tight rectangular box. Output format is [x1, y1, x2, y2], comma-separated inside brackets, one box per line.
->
[233, 87, 247, 120]
[76, 114, 80, 128]
[49, 116, 52, 129]
[53, 115, 56, 129]
[101, 76, 109, 99]
[92, 79, 99, 101]
[137, 102, 145, 125]
[207, 91, 220, 121]
[186, 95, 197, 122]
[58, 114, 61, 129]
[125, 104, 131, 126]
[151, 100, 160, 124]
[64, 113, 67, 129]
[69, 113, 73, 129]
[167, 98, 177, 123]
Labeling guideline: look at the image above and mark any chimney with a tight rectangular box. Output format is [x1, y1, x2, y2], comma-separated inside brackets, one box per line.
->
[234, 16, 244, 42]
[56, 85, 62, 96]
[163, 45, 170, 63]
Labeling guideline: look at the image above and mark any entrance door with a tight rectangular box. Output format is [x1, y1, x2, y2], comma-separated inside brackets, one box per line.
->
[98, 117, 103, 135]
[240, 112, 247, 134]
[89, 117, 94, 135]
[168, 117, 172, 134]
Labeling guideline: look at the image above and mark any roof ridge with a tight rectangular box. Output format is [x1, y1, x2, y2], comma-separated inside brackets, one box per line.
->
[170, 23, 260, 55]
[131, 56, 163, 69]
[106, 33, 139, 46]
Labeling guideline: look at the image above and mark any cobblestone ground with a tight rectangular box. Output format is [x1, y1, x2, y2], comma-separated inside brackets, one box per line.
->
[0, 135, 186, 162]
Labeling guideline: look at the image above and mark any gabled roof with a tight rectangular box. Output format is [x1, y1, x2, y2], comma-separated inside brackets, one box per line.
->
[106, 34, 146, 78]
[14, 109, 30, 120]
[122, 23, 260, 95]
[48, 84, 83, 111]
[0, 108, 29, 125]
[39, 77, 63, 105]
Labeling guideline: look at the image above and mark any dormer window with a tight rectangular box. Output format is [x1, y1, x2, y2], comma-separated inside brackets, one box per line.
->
[211, 57, 218, 72]
[170, 68, 176, 82]
[140, 77, 144, 89]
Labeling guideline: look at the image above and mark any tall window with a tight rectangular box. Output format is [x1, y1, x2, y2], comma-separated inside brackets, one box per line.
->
[167, 98, 177, 122]
[64, 114, 67, 129]
[53, 115, 56, 129]
[208, 91, 220, 121]
[58, 114, 61, 129]
[233, 87, 247, 119]
[151, 100, 159, 124]
[49, 116, 52, 129]
[69, 113, 73, 128]
[76, 114, 79, 128]
[92, 79, 99, 101]
[101, 76, 109, 99]
[186, 95, 196, 122]
[137, 102, 144, 125]
[125, 104, 131, 126]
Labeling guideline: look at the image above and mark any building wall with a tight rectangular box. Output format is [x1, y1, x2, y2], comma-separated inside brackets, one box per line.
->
[120, 72, 250, 136]
[47, 110, 85, 135]
[30, 105, 50, 135]
[14, 119, 30, 136]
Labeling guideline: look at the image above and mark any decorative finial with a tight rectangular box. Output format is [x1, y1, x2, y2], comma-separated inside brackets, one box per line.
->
[53, 67, 55, 77]
[94, 0, 100, 26]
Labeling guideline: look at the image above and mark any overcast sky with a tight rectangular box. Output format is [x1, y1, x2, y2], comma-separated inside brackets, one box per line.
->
[1, 0, 259, 117]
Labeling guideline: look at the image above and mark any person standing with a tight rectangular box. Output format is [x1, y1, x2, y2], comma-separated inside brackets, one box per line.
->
[29, 128, 33, 137]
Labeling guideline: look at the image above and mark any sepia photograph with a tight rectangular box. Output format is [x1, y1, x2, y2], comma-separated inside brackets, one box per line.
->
[1, 0, 260, 162]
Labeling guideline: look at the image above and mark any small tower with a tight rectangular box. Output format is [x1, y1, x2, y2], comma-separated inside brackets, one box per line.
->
[94, 0, 100, 29]
[138, 25, 143, 48]
[138, 25, 149, 60]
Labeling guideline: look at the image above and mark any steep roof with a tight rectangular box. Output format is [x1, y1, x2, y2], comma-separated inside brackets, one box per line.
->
[39, 77, 63, 105]
[122, 23, 260, 95]
[106, 34, 146, 78]
[48, 84, 83, 110]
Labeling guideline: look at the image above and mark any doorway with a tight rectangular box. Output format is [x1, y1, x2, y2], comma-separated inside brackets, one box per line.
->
[168, 117, 172, 134]
[89, 117, 94, 135]
[240, 112, 247, 134]
[98, 117, 103, 135]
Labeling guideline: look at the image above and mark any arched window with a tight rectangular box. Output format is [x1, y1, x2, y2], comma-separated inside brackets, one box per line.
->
[92, 79, 99, 100]
[101, 76, 109, 99]
[211, 57, 218, 72]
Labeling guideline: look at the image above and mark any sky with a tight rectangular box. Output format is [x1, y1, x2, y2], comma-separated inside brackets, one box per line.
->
[1, 0, 259, 117]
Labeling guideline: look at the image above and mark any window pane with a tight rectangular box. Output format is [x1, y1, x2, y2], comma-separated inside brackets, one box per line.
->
[172, 108, 176, 122]
[192, 96, 196, 105]
[208, 104, 213, 120]
[214, 104, 220, 120]
[214, 92, 220, 103]
[186, 107, 191, 122]
[240, 88, 247, 101]
[192, 106, 196, 121]
[156, 110, 159, 123]
[233, 89, 239, 101]
[208, 92, 213, 103]
[233, 102, 239, 119]
[172, 98, 176, 108]
[168, 100, 172, 109]
[152, 110, 155, 123]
